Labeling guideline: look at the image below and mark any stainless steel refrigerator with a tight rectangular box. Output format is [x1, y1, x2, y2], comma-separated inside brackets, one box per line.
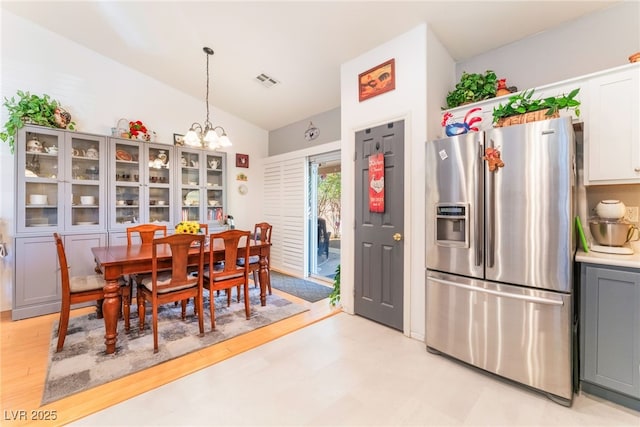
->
[425, 117, 575, 406]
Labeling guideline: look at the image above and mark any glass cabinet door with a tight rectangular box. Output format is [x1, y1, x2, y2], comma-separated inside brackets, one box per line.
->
[175, 148, 226, 226]
[177, 147, 203, 223]
[205, 153, 225, 224]
[17, 126, 106, 233]
[110, 139, 143, 229]
[67, 132, 106, 229]
[146, 144, 174, 225]
[17, 127, 64, 233]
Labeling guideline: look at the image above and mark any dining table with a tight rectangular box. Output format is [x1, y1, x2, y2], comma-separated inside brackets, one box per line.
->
[91, 239, 271, 354]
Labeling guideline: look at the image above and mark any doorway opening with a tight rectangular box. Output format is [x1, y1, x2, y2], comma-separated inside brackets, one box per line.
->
[308, 151, 341, 282]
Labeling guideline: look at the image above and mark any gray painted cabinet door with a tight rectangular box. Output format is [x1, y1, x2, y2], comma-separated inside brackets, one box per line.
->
[14, 236, 61, 319]
[354, 120, 404, 331]
[581, 264, 640, 399]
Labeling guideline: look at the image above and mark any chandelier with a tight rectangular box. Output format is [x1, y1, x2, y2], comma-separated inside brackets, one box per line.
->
[184, 47, 232, 149]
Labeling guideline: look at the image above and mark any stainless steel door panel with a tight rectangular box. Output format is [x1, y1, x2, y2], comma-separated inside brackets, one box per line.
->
[426, 270, 573, 401]
[485, 118, 574, 292]
[425, 133, 484, 278]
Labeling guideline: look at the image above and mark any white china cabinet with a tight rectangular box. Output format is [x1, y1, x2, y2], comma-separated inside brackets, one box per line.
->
[13, 125, 108, 319]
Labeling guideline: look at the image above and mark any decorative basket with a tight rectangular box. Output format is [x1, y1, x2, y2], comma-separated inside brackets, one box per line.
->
[112, 118, 130, 138]
[494, 109, 560, 128]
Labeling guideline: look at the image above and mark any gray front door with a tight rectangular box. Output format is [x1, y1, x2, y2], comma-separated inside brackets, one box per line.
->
[354, 120, 404, 330]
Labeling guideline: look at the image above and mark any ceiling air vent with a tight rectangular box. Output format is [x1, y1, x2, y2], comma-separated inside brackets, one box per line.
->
[255, 73, 280, 88]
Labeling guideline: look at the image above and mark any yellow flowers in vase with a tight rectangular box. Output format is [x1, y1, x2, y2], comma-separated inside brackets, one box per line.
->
[175, 221, 200, 234]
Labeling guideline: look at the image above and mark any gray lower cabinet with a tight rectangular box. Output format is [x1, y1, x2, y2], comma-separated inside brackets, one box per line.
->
[580, 263, 640, 411]
[12, 233, 107, 320]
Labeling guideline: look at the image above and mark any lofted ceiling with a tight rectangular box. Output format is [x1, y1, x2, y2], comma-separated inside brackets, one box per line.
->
[1, 1, 619, 131]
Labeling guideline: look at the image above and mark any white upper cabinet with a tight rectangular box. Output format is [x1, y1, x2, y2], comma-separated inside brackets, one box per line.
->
[585, 65, 640, 184]
[16, 125, 107, 234]
[108, 138, 176, 230]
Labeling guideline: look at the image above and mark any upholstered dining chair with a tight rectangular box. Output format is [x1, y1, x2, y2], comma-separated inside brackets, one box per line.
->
[203, 229, 251, 330]
[137, 233, 205, 353]
[54, 233, 126, 352]
[124, 224, 168, 330]
[238, 222, 272, 294]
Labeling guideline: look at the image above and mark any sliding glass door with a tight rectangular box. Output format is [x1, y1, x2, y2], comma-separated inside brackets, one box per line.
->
[308, 151, 341, 281]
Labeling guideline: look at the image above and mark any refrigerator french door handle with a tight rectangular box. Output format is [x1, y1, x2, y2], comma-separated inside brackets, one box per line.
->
[486, 139, 495, 268]
[475, 142, 483, 267]
[429, 277, 564, 306]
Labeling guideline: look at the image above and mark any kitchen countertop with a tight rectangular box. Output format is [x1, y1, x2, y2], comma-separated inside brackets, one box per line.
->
[575, 249, 640, 269]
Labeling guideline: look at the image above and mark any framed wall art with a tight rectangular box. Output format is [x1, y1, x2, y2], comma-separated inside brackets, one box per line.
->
[236, 153, 249, 168]
[358, 58, 395, 102]
[173, 133, 184, 146]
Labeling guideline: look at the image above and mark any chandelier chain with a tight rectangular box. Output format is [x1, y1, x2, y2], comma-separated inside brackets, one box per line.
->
[205, 50, 210, 126]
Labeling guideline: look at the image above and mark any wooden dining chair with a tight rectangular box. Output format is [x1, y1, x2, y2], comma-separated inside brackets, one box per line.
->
[126, 224, 167, 245]
[137, 233, 205, 353]
[124, 224, 168, 330]
[203, 229, 251, 330]
[238, 222, 272, 294]
[54, 233, 126, 351]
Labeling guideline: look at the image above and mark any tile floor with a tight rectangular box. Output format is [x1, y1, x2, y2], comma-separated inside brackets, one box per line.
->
[72, 313, 639, 426]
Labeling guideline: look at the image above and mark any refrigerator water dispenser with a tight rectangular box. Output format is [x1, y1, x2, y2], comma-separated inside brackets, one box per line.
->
[435, 203, 469, 248]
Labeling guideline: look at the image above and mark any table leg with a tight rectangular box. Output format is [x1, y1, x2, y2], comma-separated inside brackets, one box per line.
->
[102, 279, 120, 354]
[258, 256, 269, 306]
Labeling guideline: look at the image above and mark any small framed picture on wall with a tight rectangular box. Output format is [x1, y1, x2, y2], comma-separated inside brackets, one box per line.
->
[236, 153, 249, 168]
[358, 58, 395, 102]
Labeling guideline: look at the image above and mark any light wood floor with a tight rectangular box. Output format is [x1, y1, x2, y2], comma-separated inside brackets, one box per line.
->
[0, 289, 340, 426]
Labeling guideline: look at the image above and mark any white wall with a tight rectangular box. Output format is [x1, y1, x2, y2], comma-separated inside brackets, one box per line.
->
[0, 11, 268, 311]
[456, 2, 640, 91]
[340, 23, 441, 340]
[268, 107, 340, 156]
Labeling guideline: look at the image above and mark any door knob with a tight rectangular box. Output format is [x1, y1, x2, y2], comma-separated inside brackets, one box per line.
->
[393, 233, 402, 241]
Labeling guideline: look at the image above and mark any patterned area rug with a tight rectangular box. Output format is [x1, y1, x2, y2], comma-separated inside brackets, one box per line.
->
[268, 271, 333, 303]
[42, 287, 307, 405]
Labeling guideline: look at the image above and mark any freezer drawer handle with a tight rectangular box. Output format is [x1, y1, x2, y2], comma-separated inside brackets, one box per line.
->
[429, 277, 564, 306]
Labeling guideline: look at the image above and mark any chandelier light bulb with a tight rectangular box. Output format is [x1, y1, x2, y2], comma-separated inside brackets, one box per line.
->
[219, 133, 232, 148]
[204, 128, 220, 145]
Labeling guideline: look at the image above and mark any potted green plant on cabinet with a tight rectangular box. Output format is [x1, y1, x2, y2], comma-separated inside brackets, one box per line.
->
[445, 70, 498, 109]
[492, 88, 580, 127]
[1, 90, 75, 153]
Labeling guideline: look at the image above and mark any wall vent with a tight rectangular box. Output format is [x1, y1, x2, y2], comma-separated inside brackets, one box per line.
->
[255, 73, 280, 88]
